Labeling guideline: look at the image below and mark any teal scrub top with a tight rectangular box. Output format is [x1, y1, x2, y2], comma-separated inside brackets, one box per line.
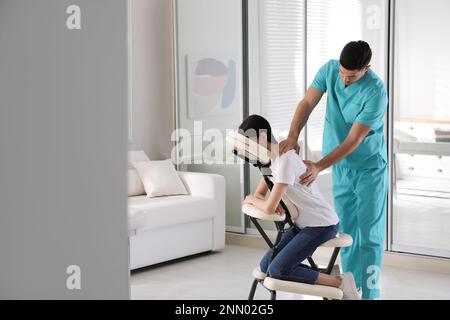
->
[311, 60, 388, 169]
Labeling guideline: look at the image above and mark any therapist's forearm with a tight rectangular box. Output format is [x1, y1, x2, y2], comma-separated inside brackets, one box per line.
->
[316, 138, 363, 172]
[287, 100, 313, 141]
[315, 122, 372, 172]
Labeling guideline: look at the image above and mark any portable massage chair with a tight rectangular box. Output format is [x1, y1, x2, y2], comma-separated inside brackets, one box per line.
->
[226, 131, 353, 300]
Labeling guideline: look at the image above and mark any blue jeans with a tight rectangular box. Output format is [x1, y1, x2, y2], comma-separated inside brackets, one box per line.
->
[260, 224, 339, 284]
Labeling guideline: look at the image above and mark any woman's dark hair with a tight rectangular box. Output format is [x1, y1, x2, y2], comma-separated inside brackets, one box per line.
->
[340, 41, 372, 71]
[238, 115, 276, 144]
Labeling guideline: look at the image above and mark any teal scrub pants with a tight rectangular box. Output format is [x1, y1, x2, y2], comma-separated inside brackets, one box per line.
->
[332, 165, 388, 300]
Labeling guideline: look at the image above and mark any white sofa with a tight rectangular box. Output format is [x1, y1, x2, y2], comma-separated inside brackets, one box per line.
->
[127, 151, 226, 270]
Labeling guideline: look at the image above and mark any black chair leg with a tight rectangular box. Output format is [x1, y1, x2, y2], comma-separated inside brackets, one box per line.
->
[270, 290, 277, 300]
[325, 248, 341, 274]
[248, 279, 258, 300]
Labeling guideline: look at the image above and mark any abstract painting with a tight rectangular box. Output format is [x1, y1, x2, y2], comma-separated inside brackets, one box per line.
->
[187, 55, 238, 119]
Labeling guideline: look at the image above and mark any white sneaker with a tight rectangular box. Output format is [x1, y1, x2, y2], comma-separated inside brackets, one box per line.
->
[331, 264, 341, 276]
[356, 288, 363, 300]
[339, 273, 361, 300]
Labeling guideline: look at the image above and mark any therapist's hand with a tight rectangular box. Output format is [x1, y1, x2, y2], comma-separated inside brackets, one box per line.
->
[300, 161, 321, 187]
[279, 138, 301, 155]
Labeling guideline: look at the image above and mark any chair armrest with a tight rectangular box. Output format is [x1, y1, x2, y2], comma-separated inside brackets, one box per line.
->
[242, 204, 286, 222]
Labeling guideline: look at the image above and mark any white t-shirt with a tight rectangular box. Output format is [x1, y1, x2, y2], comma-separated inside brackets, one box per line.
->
[270, 150, 339, 229]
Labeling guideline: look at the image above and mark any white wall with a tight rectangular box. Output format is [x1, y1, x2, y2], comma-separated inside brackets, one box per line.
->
[394, 0, 450, 122]
[175, 0, 244, 230]
[128, 0, 175, 160]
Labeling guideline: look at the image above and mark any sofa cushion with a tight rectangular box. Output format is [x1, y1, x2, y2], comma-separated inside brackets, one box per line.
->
[128, 195, 216, 233]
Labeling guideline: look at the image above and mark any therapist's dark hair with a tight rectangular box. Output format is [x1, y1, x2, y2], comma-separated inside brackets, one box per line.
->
[340, 41, 372, 71]
[238, 115, 276, 144]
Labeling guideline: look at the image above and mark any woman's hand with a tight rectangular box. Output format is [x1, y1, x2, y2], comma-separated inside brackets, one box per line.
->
[275, 204, 285, 216]
[244, 195, 256, 205]
[300, 161, 321, 187]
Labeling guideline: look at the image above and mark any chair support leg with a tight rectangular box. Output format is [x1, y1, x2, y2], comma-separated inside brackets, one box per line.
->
[248, 279, 259, 300]
[325, 248, 341, 275]
[251, 218, 274, 248]
[270, 290, 277, 300]
[307, 257, 319, 271]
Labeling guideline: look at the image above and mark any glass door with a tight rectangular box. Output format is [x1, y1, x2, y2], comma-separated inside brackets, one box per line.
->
[391, 0, 450, 258]
[174, 0, 246, 232]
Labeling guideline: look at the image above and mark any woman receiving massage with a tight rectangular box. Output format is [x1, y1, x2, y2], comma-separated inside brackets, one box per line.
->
[239, 115, 361, 300]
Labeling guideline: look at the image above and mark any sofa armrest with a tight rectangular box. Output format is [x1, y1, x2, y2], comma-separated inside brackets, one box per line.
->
[127, 206, 145, 234]
[178, 171, 225, 199]
[178, 171, 226, 251]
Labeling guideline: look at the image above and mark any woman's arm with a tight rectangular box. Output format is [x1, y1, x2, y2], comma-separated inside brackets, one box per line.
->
[245, 183, 288, 214]
[253, 177, 269, 200]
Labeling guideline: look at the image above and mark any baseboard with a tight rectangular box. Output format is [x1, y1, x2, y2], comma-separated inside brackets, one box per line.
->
[226, 226, 243, 233]
[382, 251, 450, 275]
[226, 232, 268, 250]
[226, 232, 450, 275]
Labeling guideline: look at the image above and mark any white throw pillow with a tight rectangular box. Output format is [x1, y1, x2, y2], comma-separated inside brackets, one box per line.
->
[133, 160, 188, 198]
[128, 169, 146, 197]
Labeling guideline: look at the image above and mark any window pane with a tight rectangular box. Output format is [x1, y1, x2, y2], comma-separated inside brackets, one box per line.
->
[249, 0, 305, 137]
[306, 0, 389, 160]
[248, 0, 306, 230]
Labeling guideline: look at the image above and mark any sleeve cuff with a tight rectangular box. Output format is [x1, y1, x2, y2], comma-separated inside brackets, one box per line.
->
[311, 83, 326, 93]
